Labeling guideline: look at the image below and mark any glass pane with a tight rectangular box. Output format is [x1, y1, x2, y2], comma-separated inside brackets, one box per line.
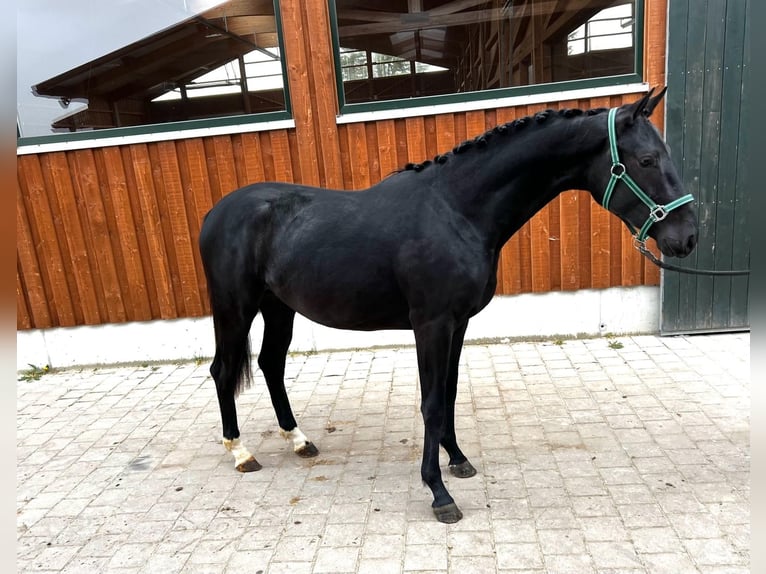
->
[372, 52, 403, 63]
[333, 0, 637, 106]
[20, 0, 286, 136]
[589, 19, 628, 37]
[569, 25, 586, 41]
[415, 61, 448, 74]
[588, 33, 633, 52]
[568, 39, 586, 56]
[372, 60, 411, 78]
[342, 66, 369, 81]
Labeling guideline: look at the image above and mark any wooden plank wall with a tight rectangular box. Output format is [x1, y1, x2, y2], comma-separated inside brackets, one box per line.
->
[17, 0, 668, 330]
[17, 130, 300, 329]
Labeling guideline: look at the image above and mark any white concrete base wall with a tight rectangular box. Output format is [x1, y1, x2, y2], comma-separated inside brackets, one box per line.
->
[17, 286, 659, 371]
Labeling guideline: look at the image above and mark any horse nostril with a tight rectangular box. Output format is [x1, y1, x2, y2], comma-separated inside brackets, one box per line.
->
[686, 234, 697, 252]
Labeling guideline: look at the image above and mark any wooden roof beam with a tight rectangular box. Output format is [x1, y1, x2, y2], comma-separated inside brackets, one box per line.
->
[338, 8, 508, 38]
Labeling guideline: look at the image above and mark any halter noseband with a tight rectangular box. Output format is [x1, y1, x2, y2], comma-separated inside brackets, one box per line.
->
[601, 107, 694, 246]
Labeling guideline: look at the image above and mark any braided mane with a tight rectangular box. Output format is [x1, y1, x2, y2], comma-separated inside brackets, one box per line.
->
[397, 106, 609, 173]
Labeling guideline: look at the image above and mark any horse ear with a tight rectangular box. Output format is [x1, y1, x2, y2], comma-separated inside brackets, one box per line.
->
[643, 86, 668, 117]
[627, 88, 654, 122]
[617, 87, 665, 128]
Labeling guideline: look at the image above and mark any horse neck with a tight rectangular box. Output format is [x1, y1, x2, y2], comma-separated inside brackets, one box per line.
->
[441, 113, 604, 249]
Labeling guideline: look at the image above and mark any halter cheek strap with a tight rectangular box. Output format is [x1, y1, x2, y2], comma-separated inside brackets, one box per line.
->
[602, 107, 694, 245]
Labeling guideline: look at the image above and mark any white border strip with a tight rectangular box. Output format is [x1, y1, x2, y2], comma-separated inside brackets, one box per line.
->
[336, 83, 649, 125]
[17, 287, 659, 370]
[17, 118, 297, 155]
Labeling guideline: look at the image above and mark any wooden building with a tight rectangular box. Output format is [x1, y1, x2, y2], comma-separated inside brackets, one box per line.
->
[16, 0, 749, 348]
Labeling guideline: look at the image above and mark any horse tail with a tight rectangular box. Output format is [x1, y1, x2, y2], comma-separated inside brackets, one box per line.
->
[201, 236, 257, 397]
[200, 188, 267, 396]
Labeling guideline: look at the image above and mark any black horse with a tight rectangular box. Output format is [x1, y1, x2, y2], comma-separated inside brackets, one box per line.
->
[199, 88, 697, 523]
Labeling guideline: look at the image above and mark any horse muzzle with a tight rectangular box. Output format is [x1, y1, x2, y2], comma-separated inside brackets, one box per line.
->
[657, 229, 697, 258]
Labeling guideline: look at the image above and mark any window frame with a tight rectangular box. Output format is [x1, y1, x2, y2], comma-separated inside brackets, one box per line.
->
[16, 0, 293, 149]
[328, 0, 645, 115]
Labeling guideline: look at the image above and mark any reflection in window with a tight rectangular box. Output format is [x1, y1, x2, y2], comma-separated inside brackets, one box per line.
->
[31, 0, 287, 133]
[153, 48, 285, 101]
[331, 0, 638, 107]
[340, 46, 447, 101]
[568, 4, 634, 55]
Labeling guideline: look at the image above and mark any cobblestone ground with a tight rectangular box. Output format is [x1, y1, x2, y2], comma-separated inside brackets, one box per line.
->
[17, 333, 749, 573]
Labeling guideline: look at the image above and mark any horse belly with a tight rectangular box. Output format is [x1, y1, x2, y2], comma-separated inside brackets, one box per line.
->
[283, 289, 411, 331]
[266, 257, 411, 331]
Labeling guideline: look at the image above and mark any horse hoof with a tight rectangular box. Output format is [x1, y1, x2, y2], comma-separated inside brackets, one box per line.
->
[449, 461, 477, 478]
[296, 442, 319, 458]
[236, 456, 262, 472]
[432, 503, 463, 523]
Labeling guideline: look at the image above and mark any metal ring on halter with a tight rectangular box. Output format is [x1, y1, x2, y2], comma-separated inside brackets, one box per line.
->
[610, 162, 626, 178]
[649, 205, 668, 222]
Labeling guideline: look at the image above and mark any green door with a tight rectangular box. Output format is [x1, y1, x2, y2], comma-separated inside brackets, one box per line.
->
[661, 0, 750, 334]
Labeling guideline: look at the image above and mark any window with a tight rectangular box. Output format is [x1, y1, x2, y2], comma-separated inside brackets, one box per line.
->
[330, 0, 642, 111]
[17, 0, 289, 140]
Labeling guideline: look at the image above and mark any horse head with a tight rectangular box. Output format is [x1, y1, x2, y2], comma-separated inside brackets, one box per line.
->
[590, 87, 698, 258]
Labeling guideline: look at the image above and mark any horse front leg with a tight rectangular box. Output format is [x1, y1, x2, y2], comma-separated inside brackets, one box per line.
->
[413, 318, 463, 523]
[441, 320, 478, 479]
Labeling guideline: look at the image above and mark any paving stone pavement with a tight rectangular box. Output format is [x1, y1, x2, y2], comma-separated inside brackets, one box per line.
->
[17, 332, 749, 573]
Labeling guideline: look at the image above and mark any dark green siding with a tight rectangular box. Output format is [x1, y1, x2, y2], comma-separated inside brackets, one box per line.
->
[662, 0, 750, 334]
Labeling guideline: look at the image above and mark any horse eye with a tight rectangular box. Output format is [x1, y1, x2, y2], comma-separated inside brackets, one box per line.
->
[639, 155, 656, 167]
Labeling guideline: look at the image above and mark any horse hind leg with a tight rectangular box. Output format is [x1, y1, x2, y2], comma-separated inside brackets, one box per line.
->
[209, 297, 262, 473]
[258, 292, 319, 458]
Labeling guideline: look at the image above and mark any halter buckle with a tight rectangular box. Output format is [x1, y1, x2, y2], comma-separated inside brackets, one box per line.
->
[633, 236, 647, 251]
[610, 162, 626, 179]
[649, 205, 668, 222]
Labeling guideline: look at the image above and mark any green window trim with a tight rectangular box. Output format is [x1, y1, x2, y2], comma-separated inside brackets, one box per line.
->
[17, 111, 294, 149]
[336, 75, 644, 116]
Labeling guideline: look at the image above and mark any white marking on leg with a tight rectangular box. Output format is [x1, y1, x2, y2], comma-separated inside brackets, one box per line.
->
[222, 437, 254, 468]
[279, 427, 311, 453]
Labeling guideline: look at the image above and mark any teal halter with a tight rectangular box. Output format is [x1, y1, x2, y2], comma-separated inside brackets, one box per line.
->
[602, 107, 694, 246]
